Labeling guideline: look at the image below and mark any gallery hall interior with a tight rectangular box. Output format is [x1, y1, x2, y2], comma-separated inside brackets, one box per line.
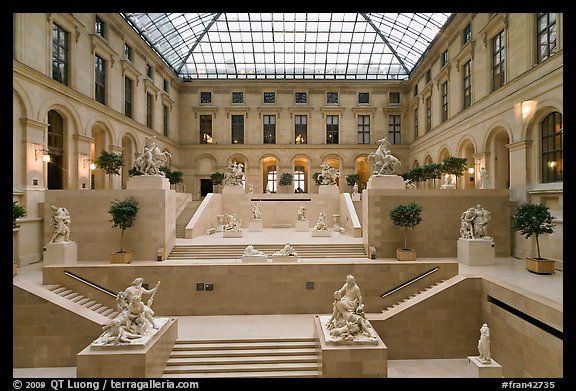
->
[13, 13, 563, 379]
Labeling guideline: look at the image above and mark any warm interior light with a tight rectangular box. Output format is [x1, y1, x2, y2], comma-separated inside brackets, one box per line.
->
[468, 167, 475, 175]
[83, 158, 96, 170]
[90, 162, 96, 170]
[42, 153, 51, 163]
[547, 161, 557, 169]
[35, 147, 50, 162]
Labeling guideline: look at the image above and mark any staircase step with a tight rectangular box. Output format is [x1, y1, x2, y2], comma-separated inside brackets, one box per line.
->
[174, 341, 315, 351]
[163, 362, 319, 374]
[170, 347, 316, 358]
[163, 370, 320, 378]
[166, 354, 317, 366]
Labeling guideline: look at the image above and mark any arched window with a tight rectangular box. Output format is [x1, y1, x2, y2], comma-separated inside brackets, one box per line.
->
[541, 112, 562, 183]
[294, 165, 305, 192]
[267, 165, 277, 193]
[47, 110, 65, 189]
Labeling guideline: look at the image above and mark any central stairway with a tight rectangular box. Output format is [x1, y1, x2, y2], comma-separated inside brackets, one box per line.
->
[162, 337, 320, 378]
[167, 243, 367, 260]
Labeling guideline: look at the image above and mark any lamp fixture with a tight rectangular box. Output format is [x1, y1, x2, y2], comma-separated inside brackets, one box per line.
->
[468, 167, 475, 175]
[83, 158, 96, 170]
[35, 147, 50, 162]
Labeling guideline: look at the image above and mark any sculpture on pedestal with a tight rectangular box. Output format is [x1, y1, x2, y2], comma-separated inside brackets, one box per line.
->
[297, 205, 307, 221]
[272, 243, 298, 256]
[93, 278, 160, 346]
[478, 323, 491, 364]
[326, 274, 377, 343]
[133, 136, 171, 176]
[317, 162, 339, 186]
[223, 213, 242, 231]
[49, 205, 71, 243]
[479, 167, 490, 189]
[368, 138, 401, 175]
[460, 204, 492, 240]
[223, 161, 244, 187]
[243, 244, 266, 256]
[252, 202, 262, 220]
[312, 212, 330, 231]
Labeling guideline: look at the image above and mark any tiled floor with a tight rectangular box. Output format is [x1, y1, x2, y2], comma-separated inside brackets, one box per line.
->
[13, 228, 563, 378]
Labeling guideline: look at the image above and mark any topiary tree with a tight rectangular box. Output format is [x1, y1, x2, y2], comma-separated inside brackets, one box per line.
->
[94, 151, 124, 175]
[108, 197, 139, 253]
[159, 166, 184, 185]
[511, 203, 555, 260]
[312, 172, 322, 186]
[389, 202, 423, 250]
[13, 201, 26, 229]
[346, 173, 360, 187]
[279, 172, 293, 186]
[210, 171, 224, 186]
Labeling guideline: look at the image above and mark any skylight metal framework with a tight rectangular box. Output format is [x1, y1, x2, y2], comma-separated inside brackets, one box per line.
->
[122, 12, 452, 80]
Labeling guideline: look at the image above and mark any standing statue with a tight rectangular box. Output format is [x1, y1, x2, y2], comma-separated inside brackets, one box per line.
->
[479, 167, 490, 189]
[326, 275, 377, 343]
[49, 205, 71, 243]
[297, 205, 307, 221]
[93, 278, 160, 346]
[478, 323, 491, 364]
[352, 183, 359, 195]
[368, 138, 401, 175]
[252, 202, 262, 220]
[460, 204, 492, 240]
[317, 162, 340, 186]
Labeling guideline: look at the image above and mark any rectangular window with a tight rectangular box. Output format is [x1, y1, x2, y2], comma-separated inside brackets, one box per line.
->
[413, 84, 419, 97]
[537, 13, 557, 63]
[463, 60, 472, 109]
[295, 92, 307, 104]
[263, 115, 276, 144]
[263, 92, 275, 104]
[326, 92, 338, 104]
[200, 115, 213, 144]
[425, 97, 432, 132]
[146, 92, 153, 128]
[124, 43, 132, 61]
[51, 23, 69, 86]
[389, 92, 400, 104]
[357, 115, 370, 144]
[426, 69, 432, 84]
[441, 81, 448, 122]
[146, 64, 153, 78]
[541, 112, 563, 183]
[414, 108, 419, 140]
[163, 105, 169, 136]
[95, 55, 106, 105]
[295, 115, 307, 144]
[492, 30, 505, 91]
[200, 91, 212, 104]
[326, 115, 339, 144]
[163, 78, 169, 93]
[231, 115, 244, 144]
[358, 92, 370, 104]
[232, 91, 244, 104]
[441, 50, 448, 67]
[463, 23, 472, 44]
[267, 166, 277, 193]
[124, 76, 133, 119]
[294, 165, 305, 193]
[95, 15, 105, 38]
[388, 115, 401, 144]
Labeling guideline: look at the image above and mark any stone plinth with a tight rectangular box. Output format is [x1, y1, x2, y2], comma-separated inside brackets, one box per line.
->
[270, 255, 299, 262]
[77, 317, 177, 378]
[241, 255, 269, 263]
[366, 175, 405, 189]
[318, 185, 339, 194]
[314, 315, 387, 378]
[222, 186, 245, 194]
[312, 230, 332, 237]
[457, 238, 495, 265]
[351, 193, 361, 201]
[126, 175, 170, 190]
[223, 230, 243, 238]
[467, 356, 502, 378]
[295, 220, 309, 232]
[249, 220, 263, 232]
[43, 241, 77, 265]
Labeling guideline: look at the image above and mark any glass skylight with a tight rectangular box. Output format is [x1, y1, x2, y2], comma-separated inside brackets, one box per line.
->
[122, 13, 452, 80]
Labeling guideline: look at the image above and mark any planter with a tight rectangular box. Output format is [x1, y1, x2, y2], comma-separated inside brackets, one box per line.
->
[110, 251, 133, 264]
[526, 257, 555, 275]
[396, 248, 416, 261]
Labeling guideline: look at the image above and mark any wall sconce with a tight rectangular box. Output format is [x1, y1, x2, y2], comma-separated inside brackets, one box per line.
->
[547, 161, 557, 169]
[468, 167, 475, 175]
[35, 148, 51, 162]
[83, 158, 96, 170]
[521, 100, 536, 120]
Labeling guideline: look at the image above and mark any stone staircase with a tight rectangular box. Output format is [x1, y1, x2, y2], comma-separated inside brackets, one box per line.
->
[167, 243, 367, 260]
[176, 201, 203, 238]
[43, 284, 119, 319]
[381, 279, 447, 312]
[162, 337, 320, 378]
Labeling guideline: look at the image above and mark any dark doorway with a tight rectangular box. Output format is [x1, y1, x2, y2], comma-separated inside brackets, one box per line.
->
[200, 179, 213, 196]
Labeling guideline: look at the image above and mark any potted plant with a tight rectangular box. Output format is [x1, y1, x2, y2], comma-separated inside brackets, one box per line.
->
[13, 201, 26, 229]
[279, 172, 293, 193]
[94, 150, 124, 175]
[346, 173, 359, 188]
[511, 203, 556, 274]
[210, 171, 224, 193]
[389, 202, 423, 261]
[108, 196, 139, 264]
[160, 166, 184, 190]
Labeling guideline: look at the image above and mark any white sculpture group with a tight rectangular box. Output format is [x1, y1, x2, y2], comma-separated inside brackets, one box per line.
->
[317, 162, 340, 186]
[312, 212, 330, 231]
[133, 136, 171, 176]
[368, 138, 401, 176]
[93, 278, 160, 346]
[460, 204, 492, 240]
[49, 205, 71, 243]
[223, 213, 242, 231]
[223, 161, 245, 187]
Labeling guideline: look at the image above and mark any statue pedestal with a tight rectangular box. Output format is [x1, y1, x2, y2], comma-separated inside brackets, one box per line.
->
[223, 230, 243, 238]
[318, 185, 339, 194]
[77, 318, 177, 378]
[270, 255, 299, 262]
[126, 175, 170, 190]
[367, 175, 405, 189]
[249, 220, 263, 232]
[241, 255, 269, 263]
[467, 356, 502, 378]
[43, 241, 77, 266]
[295, 220, 309, 232]
[222, 186, 245, 194]
[457, 238, 495, 265]
[351, 193, 361, 201]
[312, 230, 332, 237]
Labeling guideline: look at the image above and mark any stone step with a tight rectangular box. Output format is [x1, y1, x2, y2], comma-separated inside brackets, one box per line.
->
[163, 369, 320, 378]
[166, 354, 317, 366]
[174, 340, 316, 351]
[169, 347, 316, 358]
[163, 361, 319, 374]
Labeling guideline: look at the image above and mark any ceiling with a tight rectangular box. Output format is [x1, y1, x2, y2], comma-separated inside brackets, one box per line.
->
[121, 13, 453, 80]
